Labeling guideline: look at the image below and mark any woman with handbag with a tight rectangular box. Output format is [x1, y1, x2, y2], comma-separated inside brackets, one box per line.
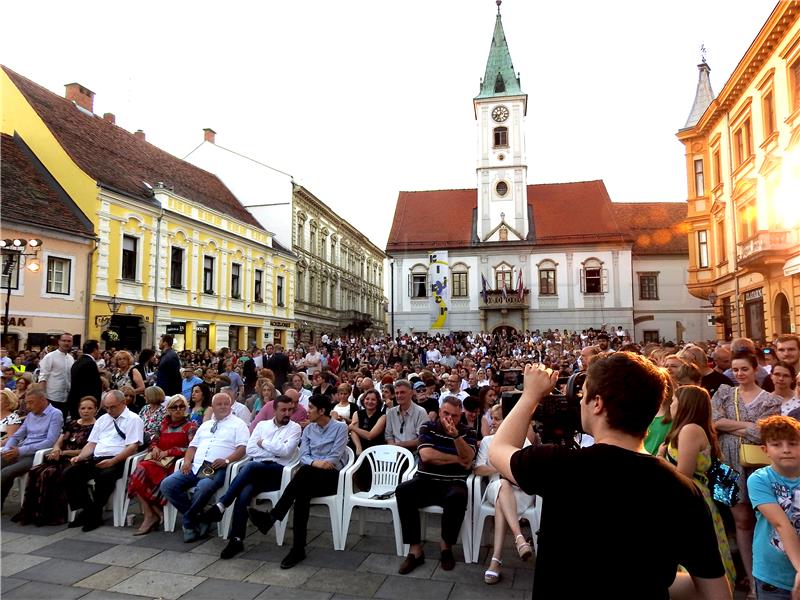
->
[662, 385, 736, 587]
[712, 351, 780, 598]
[127, 394, 197, 535]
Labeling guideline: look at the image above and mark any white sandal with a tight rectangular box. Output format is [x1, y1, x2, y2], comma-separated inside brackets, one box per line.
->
[515, 534, 533, 561]
[484, 557, 502, 584]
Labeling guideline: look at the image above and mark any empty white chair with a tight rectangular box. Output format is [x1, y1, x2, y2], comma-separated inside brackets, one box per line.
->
[341, 445, 414, 556]
[471, 473, 542, 560]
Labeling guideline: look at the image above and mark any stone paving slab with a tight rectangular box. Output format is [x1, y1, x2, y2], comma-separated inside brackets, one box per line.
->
[254, 585, 333, 600]
[1, 553, 48, 576]
[309, 531, 362, 550]
[2, 533, 63, 554]
[2, 580, 90, 599]
[31, 538, 116, 561]
[303, 567, 386, 598]
[0, 520, 67, 537]
[74, 566, 140, 591]
[244, 562, 320, 587]
[448, 581, 530, 599]
[85, 545, 162, 568]
[356, 552, 437, 579]
[240, 541, 296, 563]
[78, 590, 153, 600]
[188, 535, 262, 556]
[135, 548, 218, 575]
[511, 568, 534, 590]
[128, 530, 207, 552]
[14, 557, 107, 585]
[1, 532, 26, 543]
[108, 570, 204, 600]
[302, 546, 369, 570]
[196, 557, 264, 580]
[0, 576, 29, 593]
[176, 577, 266, 600]
[351, 535, 404, 555]
[430, 560, 515, 588]
[373, 574, 454, 600]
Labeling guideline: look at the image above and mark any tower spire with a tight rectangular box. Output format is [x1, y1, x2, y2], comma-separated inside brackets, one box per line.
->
[684, 54, 715, 129]
[476, 2, 522, 99]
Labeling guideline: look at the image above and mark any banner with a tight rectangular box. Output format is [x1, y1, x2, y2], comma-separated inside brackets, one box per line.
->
[428, 251, 449, 330]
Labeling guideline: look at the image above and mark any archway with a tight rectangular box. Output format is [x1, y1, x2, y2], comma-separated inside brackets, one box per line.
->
[774, 292, 791, 335]
[492, 325, 517, 337]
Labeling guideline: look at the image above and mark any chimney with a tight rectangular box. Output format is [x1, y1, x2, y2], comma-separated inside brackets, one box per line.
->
[64, 83, 95, 113]
[203, 128, 216, 144]
[103, 113, 115, 124]
[134, 129, 146, 142]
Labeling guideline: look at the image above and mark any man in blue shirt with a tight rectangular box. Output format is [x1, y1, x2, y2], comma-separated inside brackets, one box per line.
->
[181, 367, 203, 399]
[249, 393, 348, 569]
[1, 384, 63, 506]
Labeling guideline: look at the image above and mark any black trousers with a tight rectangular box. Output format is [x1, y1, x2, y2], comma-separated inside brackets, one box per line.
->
[62, 456, 125, 518]
[395, 475, 468, 546]
[270, 464, 339, 550]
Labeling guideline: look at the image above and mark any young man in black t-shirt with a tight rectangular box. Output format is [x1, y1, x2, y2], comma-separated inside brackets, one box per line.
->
[490, 353, 731, 600]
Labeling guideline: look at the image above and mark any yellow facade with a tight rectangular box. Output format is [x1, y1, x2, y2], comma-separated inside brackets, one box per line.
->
[2, 68, 296, 351]
[679, 2, 800, 342]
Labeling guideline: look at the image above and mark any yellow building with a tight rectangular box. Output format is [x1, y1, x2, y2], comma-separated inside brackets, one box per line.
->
[2, 66, 296, 351]
[678, 1, 800, 341]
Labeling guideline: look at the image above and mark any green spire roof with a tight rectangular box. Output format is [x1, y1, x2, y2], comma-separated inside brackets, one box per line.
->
[476, 6, 522, 99]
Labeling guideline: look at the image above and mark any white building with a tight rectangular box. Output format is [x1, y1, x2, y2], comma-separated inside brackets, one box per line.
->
[386, 5, 708, 343]
[185, 131, 387, 345]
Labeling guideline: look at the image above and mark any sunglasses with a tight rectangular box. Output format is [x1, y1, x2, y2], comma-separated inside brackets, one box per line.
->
[168, 405, 187, 410]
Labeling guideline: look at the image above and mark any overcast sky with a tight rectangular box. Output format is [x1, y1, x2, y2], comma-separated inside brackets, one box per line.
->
[1, 1, 776, 250]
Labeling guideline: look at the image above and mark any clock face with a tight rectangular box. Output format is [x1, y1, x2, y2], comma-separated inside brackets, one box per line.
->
[492, 105, 509, 122]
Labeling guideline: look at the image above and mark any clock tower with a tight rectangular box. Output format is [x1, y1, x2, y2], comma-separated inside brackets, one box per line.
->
[474, 0, 528, 242]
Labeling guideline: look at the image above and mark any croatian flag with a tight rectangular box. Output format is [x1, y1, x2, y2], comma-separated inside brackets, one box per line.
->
[481, 274, 489, 303]
[517, 270, 524, 300]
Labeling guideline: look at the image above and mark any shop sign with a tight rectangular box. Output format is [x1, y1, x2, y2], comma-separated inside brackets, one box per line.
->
[744, 288, 763, 302]
[165, 322, 186, 334]
[270, 320, 291, 328]
[0, 317, 28, 327]
[196, 325, 209, 335]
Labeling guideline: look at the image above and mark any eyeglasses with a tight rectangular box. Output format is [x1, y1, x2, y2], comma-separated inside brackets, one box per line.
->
[168, 405, 187, 410]
[211, 421, 219, 434]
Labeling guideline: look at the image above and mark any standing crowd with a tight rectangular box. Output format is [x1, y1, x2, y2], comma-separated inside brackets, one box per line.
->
[1, 328, 800, 599]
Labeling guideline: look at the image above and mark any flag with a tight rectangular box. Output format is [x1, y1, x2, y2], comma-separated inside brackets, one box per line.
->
[517, 269, 524, 300]
[481, 274, 489, 303]
[501, 280, 508, 300]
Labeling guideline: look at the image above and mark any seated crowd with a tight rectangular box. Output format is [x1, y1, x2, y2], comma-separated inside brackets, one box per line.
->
[1, 329, 800, 598]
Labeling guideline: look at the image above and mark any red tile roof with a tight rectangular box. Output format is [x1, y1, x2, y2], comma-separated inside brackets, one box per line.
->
[1, 132, 94, 237]
[609, 202, 689, 255]
[3, 66, 263, 230]
[386, 180, 630, 252]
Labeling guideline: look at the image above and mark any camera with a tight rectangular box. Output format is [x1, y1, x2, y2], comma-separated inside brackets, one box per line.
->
[499, 368, 523, 388]
[501, 371, 587, 446]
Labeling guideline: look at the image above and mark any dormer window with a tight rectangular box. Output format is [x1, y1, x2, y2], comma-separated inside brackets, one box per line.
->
[494, 73, 505, 93]
[493, 127, 508, 148]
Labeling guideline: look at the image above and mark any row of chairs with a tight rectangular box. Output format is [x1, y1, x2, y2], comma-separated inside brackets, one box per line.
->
[46, 444, 540, 564]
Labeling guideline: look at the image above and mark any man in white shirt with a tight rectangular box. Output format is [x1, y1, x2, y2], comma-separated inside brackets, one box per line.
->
[37, 332, 75, 417]
[160, 393, 248, 542]
[304, 345, 322, 376]
[220, 386, 252, 424]
[384, 380, 428, 450]
[438, 373, 468, 406]
[63, 390, 144, 531]
[200, 395, 301, 559]
[425, 342, 442, 366]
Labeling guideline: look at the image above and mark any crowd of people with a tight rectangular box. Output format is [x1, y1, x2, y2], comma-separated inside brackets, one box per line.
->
[0, 327, 799, 599]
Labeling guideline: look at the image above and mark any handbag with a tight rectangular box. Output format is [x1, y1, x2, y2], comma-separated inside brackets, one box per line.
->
[143, 451, 176, 469]
[733, 388, 770, 467]
[196, 460, 217, 480]
[706, 458, 740, 507]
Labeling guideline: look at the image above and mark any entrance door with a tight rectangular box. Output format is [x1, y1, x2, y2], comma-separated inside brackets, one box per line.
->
[774, 293, 791, 335]
[745, 299, 765, 342]
[110, 315, 143, 351]
[492, 325, 518, 337]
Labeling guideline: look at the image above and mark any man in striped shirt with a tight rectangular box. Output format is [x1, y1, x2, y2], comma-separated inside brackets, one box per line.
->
[395, 396, 476, 574]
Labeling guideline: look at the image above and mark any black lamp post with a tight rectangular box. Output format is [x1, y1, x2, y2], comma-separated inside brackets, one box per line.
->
[1, 238, 42, 340]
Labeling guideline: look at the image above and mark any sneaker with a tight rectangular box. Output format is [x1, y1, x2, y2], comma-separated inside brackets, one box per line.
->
[183, 528, 200, 543]
[200, 504, 224, 523]
[280, 547, 306, 569]
[220, 537, 245, 560]
[398, 552, 425, 575]
[248, 508, 276, 534]
[440, 548, 455, 571]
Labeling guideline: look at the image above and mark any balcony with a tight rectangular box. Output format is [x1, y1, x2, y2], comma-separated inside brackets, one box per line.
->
[737, 230, 797, 269]
[341, 310, 373, 331]
[479, 289, 530, 310]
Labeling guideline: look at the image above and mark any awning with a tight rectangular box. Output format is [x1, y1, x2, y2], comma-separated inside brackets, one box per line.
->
[784, 255, 800, 276]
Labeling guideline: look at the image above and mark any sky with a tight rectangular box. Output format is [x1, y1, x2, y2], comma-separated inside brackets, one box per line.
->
[1, 0, 778, 251]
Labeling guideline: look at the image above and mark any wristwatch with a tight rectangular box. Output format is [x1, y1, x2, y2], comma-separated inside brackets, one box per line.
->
[224, 458, 230, 465]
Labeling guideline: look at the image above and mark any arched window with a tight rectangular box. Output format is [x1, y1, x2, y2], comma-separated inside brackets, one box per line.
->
[538, 260, 557, 296]
[495, 262, 513, 291]
[580, 258, 607, 294]
[451, 262, 469, 297]
[408, 264, 428, 298]
[493, 127, 508, 148]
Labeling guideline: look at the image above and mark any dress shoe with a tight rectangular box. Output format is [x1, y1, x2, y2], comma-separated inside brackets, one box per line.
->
[398, 552, 425, 575]
[197, 522, 211, 540]
[220, 537, 245, 560]
[183, 528, 200, 543]
[440, 548, 455, 571]
[200, 504, 224, 523]
[82, 515, 103, 532]
[280, 547, 306, 569]
[248, 508, 276, 534]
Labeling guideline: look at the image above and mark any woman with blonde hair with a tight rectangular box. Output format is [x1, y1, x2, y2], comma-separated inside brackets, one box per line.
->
[662, 385, 736, 587]
[0, 389, 23, 445]
[13, 372, 35, 414]
[112, 351, 145, 398]
[128, 394, 197, 534]
[139, 386, 167, 442]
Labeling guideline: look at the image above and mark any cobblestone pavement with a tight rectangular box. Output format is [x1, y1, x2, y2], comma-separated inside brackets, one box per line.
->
[1, 493, 534, 600]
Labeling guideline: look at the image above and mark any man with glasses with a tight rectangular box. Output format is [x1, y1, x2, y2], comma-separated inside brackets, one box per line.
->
[439, 373, 468, 407]
[62, 390, 144, 531]
[160, 393, 248, 542]
[385, 380, 428, 450]
[37, 332, 74, 418]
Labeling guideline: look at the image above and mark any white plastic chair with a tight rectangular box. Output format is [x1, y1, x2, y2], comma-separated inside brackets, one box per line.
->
[309, 446, 355, 550]
[416, 472, 475, 563]
[162, 457, 245, 536]
[66, 450, 147, 527]
[219, 452, 301, 542]
[470, 473, 541, 560]
[341, 445, 414, 556]
[15, 447, 52, 506]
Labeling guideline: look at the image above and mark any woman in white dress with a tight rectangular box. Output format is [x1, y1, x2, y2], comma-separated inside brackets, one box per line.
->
[474, 404, 535, 585]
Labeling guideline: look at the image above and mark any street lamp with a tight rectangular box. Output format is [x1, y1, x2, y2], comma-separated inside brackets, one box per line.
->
[2, 238, 43, 339]
[94, 295, 122, 326]
[388, 257, 395, 340]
